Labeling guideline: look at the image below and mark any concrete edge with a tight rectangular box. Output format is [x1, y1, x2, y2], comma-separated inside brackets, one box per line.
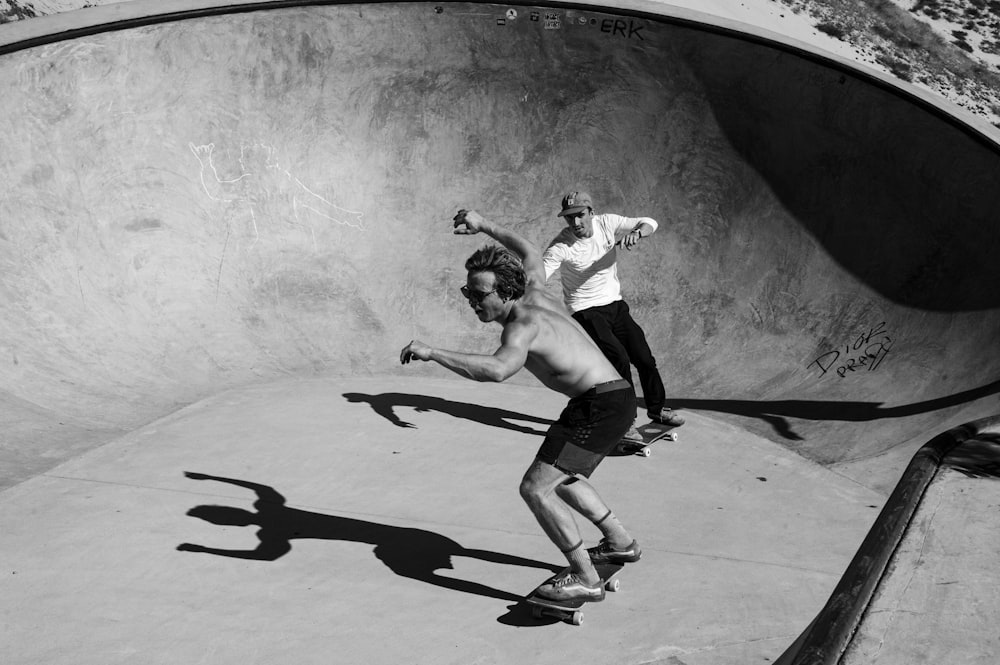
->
[773, 413, 1000, 665]
[0, 0, 997, 150]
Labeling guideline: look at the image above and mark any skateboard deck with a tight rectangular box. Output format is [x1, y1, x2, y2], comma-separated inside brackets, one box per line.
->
[617, 420, 681, 457]
[525, 562, 624, 625]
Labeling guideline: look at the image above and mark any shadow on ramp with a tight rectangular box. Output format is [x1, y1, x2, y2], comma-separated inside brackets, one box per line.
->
[670, 378, 1000, 441]
[343, 392, 550, 434]
[178, 472, 559, 602]
[1, 0, 999, 661]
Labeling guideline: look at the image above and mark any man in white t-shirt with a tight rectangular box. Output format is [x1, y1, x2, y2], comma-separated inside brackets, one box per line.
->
[542, 191, 683, 437]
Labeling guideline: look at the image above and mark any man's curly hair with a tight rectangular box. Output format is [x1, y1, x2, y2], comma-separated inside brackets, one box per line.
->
[465, 245, 526, 301]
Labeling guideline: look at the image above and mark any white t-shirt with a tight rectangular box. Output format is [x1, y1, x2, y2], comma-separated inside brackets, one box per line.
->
[542, 213, 658, 313]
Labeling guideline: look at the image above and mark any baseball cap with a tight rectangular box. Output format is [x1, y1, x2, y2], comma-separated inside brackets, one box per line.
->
[558, 191, 593, 217]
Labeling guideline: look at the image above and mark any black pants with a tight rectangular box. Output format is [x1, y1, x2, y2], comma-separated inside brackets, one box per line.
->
[572, 300, 665, 416]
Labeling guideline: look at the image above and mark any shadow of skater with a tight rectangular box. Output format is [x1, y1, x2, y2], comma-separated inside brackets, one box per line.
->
[343, 391, 551, 434]
[669, 378, 1000, 441]
[177, 472, 559, 602]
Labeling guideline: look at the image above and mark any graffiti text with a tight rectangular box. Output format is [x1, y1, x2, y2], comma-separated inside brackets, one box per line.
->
[809, 322, 893, 378]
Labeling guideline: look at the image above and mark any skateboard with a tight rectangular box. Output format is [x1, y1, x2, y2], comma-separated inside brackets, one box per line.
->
[617, 420, 680, 457]
[525, 562, 624, 625]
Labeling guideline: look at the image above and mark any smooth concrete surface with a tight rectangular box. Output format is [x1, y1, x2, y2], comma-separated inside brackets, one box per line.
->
[840, 427, 1000, 665]
[842, 466, 1000, 665]
[1, 2, 999, 663]
[773, 416, 1000, 665]
[0, 3, 998, 493]
[1, 375, 884, 664]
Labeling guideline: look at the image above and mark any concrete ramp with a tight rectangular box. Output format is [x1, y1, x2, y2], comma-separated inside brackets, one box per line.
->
[843, 423, 1000, 664]
[1, 2, 999, 663]
[777, 416, 1000, 665]
[2, 2, 998, 491]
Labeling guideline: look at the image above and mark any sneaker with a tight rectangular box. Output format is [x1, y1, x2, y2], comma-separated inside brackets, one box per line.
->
[622, 423, 643, 442]
[648, 408, 685, 427]
[587, 538, 642, 564]
[534, 571, 605, 603]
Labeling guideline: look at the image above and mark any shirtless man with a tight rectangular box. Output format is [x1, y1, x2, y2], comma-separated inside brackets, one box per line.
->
[400, 209, 641, 603]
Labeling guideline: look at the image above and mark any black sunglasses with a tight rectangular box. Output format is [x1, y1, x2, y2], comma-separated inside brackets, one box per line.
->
[460, 285, 497, 304]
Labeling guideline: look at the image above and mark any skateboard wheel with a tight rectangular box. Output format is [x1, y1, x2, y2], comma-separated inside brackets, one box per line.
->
[605, 579, 620, 592]
[570, 611, 584, 626]
[639, 447, 651, 457]
[668, 433, 678, 441]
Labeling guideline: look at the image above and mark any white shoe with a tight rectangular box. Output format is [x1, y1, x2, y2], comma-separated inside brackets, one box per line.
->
[622, 424, 643, 442]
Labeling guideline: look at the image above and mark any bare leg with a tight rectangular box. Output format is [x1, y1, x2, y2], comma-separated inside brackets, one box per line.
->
[519, 458, 598, 582]
[555, 477, 633, 548]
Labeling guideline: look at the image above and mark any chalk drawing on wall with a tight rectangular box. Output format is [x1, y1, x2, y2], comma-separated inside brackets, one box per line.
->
[189, 142, 364, 249]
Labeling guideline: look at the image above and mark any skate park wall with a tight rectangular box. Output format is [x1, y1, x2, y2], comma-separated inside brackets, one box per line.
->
[1, 1, 999, 491]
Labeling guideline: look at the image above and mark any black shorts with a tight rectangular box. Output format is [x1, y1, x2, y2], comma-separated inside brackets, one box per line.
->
[536, 379, 636, 478]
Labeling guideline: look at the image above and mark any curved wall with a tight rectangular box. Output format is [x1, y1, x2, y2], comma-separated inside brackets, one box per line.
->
[1, 1, 998, 488]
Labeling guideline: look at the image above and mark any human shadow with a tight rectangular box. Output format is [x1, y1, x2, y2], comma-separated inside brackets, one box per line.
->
[343, 391, 551, 434]
[664, 378, 1000, 440]
[177, 472, 559, 602]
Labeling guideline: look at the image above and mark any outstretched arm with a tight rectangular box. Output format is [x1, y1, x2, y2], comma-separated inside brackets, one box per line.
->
[183, 472, 287, 506]
[400, 320, 533, 382]
[177, 539, 292, 561]
[453, 209, 546, 288]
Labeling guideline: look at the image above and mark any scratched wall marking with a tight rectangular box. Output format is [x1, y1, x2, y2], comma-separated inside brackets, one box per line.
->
[809, 321, 893, 378]
[189, 141, 364, 250]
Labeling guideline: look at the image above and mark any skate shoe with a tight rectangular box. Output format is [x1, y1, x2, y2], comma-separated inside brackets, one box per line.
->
[534, 571, 605, 603]
[587, 538, 642, 564]
[622, 423, 643, 443]
[648, 408, 685, 427]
